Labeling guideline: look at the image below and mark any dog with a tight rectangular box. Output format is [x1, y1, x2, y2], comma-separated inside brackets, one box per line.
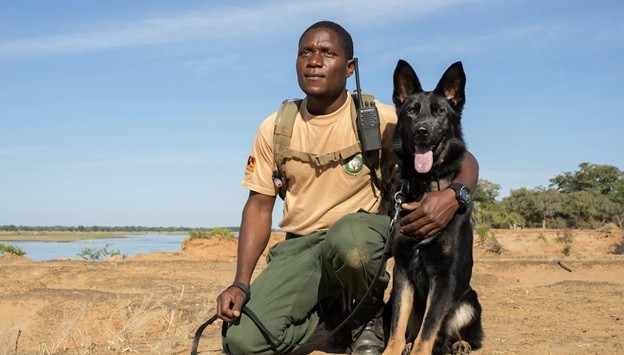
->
[382, 60, 484, 355]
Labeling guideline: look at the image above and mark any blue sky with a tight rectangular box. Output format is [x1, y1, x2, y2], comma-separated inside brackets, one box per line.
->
[1, 0, 622, 228]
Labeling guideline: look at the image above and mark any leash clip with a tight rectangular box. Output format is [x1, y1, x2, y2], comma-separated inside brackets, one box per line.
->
[393, 190, 405, 206]
[390, 190, 405, 232]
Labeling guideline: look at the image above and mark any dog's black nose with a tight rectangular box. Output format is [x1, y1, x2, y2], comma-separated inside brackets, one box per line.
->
[416, 126, 429, 138]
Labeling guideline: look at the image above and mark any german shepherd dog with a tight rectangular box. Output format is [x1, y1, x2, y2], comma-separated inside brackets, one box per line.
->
[383, 60, 483, 355]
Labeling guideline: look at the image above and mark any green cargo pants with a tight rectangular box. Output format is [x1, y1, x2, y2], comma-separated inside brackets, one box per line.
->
[223, 211, 391, 354]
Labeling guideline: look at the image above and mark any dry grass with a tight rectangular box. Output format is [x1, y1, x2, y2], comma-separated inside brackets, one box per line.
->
[7, 288, 195, 354]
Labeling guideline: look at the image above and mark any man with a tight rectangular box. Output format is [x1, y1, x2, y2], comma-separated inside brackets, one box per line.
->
[216, 21, 479, 354]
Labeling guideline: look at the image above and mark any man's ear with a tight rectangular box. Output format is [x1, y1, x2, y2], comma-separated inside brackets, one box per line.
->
[346, 59, 355, 78]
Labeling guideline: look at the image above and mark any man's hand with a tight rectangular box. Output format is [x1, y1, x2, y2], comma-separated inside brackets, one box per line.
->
[399, 189, 459, 239]
[216, 285, 248, 322]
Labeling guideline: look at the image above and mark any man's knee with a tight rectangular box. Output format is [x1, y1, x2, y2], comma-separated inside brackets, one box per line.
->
[325, 212, 385, 270]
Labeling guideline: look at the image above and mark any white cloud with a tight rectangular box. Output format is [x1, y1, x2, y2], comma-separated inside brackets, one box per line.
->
[0, 0, 480, 56]
[392, 23, 569, 59]
[68, 152, 240, 168]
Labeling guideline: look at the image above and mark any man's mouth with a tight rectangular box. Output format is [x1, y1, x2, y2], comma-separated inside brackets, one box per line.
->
[305, 73, 325, 79]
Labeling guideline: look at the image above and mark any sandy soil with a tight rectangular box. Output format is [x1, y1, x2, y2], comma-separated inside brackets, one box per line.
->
[1, 228, 623, 354]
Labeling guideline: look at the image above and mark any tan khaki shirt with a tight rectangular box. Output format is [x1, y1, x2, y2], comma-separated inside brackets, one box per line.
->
[242, 93, 397, 235]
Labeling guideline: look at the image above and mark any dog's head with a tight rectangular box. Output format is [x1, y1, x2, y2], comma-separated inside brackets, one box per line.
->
[392, 60, 467, 177]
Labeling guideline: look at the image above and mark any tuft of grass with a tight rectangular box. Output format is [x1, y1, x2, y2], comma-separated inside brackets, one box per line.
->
[555, 229, 574, 256]
[562, 244, 571, 256]
[485, 233, 503, 254]
[611, 237, 624, 255]
[189, 227, 235, 240]
[0, 242, 26, 256]
[475, 224, 490, 245]
[536, 233, 548, 243]
[78, 243, 125, 261]
[555, 229, 574, 244]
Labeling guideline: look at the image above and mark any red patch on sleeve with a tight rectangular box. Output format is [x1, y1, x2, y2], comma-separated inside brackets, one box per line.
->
[245, 156, 256, 174]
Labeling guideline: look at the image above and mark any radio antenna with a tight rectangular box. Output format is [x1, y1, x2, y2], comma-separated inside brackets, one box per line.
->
[354, 57, 364, 108]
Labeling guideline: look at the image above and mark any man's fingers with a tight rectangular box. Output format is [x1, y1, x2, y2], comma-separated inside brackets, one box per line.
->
[401, 201, 421, 212]
[400, 205, 425, 226]
[216, 291, 245, 322]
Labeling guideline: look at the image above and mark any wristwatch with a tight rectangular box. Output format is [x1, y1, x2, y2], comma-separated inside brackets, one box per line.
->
[448, 183, 471, 208]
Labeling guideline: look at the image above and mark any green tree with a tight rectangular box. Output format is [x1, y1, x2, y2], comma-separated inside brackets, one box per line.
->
[472, 179, 500, 206]
[472, 179, 502, 227]
[550, 162, 624, 227]
[501, 187, 563, 228]
[550, 162, 622, 195]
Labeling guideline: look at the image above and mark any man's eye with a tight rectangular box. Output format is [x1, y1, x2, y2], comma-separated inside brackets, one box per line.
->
[299, 50, 311, 57]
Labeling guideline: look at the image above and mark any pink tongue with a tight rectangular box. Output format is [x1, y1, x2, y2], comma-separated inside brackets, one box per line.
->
[414, 146, 433, 173]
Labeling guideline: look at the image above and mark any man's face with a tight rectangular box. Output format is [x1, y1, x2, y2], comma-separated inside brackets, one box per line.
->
[296, 27, 354, 99]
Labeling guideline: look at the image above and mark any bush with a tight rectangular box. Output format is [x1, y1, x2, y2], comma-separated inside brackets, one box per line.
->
[475, 224, 490, 245]
[485, 234, 503, 254]
[190, 227, 235, 240]
[78, 243, 124, 261]
[555, 230, 574, 256]
[555, 229, 574, 244]
[0, 242, 25, 256]
[612, 237, 624, 255]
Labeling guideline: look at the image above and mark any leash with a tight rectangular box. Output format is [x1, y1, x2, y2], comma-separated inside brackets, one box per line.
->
[191, 190, 405, 354]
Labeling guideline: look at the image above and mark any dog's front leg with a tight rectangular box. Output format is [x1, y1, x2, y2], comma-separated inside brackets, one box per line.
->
[409, 280, 453, 355]
[383, 268, 414, 355]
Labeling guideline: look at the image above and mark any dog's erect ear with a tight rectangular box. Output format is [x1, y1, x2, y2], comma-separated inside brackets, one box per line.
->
[393, 59, 423, 107]
[434, 61, 466, 110]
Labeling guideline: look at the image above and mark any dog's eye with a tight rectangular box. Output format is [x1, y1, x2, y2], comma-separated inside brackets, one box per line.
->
[434, 107, 445, 115]
[407, 104, 420, 115]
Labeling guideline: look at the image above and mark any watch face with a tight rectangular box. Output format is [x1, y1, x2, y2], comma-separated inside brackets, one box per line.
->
[459, 187, 470, 203]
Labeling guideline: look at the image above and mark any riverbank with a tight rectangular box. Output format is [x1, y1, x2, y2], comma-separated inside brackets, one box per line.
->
[0, 230, 184, 242]
[1, 229, 623, 354]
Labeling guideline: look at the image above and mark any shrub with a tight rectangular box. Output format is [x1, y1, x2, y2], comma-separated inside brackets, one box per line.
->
[562, 244, 571, 256]
[0, 242, 26, 256]
[78, 243, 124, 261]
[190, 227, 235, 240]
[189, 229, 209, 239]
[475, 224, 490, 245]
[612, 237, 624, 255]
[485, 234, 503, 254]
[555, 229, 574, 244]
[555, 229, 574, 256]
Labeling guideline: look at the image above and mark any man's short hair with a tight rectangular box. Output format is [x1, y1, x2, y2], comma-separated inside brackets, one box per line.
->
[300, 21, 354, 60]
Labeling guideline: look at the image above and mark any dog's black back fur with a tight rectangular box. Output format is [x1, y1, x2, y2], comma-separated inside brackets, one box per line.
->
[384, 60, 483, 355]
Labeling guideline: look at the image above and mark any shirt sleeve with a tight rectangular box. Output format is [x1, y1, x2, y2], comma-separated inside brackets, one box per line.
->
[241, 113, 279, 196]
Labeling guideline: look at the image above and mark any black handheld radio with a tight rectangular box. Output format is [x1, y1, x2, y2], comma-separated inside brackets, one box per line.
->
[353, 58, 382, 152]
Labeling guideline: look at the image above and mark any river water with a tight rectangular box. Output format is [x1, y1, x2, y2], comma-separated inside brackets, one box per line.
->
[4, 233, 188, 261]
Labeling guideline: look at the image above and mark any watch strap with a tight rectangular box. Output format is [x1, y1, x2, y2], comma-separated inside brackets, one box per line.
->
[448, 182, 469, 207]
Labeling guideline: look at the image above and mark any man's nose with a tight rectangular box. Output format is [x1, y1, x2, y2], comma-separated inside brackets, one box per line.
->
[307, 52, 323, 67]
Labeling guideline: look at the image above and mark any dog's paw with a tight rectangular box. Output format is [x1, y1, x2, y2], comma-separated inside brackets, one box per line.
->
[451, 340, 472, 355]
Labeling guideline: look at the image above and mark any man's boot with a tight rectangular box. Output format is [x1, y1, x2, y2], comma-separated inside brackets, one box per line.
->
[349, 299, 385, 354]
[318, 292, 352, 349]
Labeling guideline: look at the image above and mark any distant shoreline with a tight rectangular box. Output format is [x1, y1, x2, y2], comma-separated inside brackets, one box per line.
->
[0, 231, 187, 242]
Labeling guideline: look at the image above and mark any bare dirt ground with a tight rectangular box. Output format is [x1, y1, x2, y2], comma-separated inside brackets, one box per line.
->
[1, 228, 623, 354]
